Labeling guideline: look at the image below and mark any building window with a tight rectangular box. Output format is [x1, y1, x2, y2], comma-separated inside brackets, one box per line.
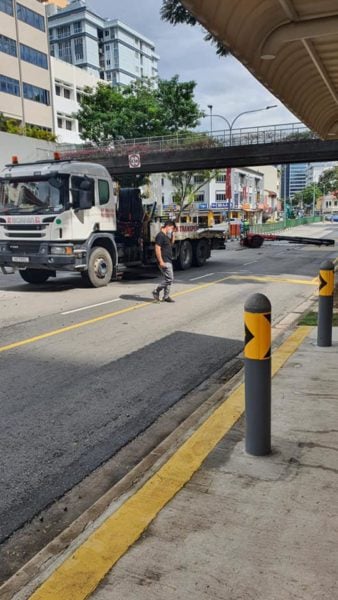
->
[73, 21, 82, 34]
[194, 193, 205, 202]
[0, 74, 20, 96]
[23, 82, 50, 105]
[216, 173, 226, 183]
[63, 88, 71, 99]
[20, 44, 48, 69]
[161, 177, 164, 186]
[74, 37, 83, 60]
[65, 120, 72, 130]
[50, 44, 55, 57]
[0, 34, 17, 57]
[105, 45, 110, 51]
[55, 84, 61, 96]
[76, 91, 82, 103]
[17, 3, 45, 32]
[194, 175, 205, 183]
[98, 180, 109, 204]
[105, 30, 109, 37]
[106, 59, 110, 66]
[57, 25, 70, 38]
[0, 0, 13, 17]
[216, 192, 226, 201]
[58, 40, 72, 63]
[57, 116, 63, 128]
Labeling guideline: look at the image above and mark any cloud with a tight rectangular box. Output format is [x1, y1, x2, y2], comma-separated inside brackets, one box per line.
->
[93, 0, 298, 128]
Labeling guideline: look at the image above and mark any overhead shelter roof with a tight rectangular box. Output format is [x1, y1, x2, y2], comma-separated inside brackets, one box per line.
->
[181, 0, 338, 139]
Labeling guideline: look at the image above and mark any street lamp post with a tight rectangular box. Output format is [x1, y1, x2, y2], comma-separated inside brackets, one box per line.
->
[207, 105, 277, 221]
[207, 104, 213, 134]
[206, 105, 277, 144]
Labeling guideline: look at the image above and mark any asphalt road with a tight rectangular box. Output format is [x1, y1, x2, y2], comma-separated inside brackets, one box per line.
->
[0, 223, 337, 545]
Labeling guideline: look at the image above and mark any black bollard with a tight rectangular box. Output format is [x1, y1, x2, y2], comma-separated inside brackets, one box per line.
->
[244, 293, 272, 456]
[317, 259, 334, 347]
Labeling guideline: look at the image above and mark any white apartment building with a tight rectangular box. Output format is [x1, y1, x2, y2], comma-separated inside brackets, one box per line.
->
[47, 0, 159, 85]
[102, 20, 159, 86]
[51, 56, 101, 143]
[150, 167, 265, 216]
[306, 161, 338, 186]
[0, 0, 54, 131]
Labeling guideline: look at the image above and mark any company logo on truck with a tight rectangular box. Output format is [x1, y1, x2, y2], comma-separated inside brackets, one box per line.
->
[5, 216, 42, 224]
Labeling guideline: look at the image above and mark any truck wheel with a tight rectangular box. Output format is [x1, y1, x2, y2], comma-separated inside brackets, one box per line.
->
[19, 269, 50, 284]
[178, 240, 193, 270]
[193, 239, 210, 267]
[250, 235, 264, 248]
[83, 247, 113, 287]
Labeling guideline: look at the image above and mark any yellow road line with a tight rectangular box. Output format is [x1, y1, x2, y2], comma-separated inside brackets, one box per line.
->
[0, 274, 313, 354]
[29, 325, 312, 600]
[229, 275, 317, 286]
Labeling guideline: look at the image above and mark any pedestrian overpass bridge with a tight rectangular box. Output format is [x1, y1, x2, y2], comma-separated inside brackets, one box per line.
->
[60, 122, 338, 177]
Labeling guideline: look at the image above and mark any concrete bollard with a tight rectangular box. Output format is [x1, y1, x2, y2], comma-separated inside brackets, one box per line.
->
[244, 293, 272, 456]
[317, 259, 334, 347]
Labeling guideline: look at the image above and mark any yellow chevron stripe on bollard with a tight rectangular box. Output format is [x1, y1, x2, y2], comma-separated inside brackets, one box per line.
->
[244, 311, 271, 360]
[319, 269, 334, 297]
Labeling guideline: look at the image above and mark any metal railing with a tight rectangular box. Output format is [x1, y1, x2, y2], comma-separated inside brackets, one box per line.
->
[59, 122, 318, 160]
[251, 216, 323, 234]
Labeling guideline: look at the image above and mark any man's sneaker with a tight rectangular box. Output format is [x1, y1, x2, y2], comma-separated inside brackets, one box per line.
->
[163, 296, 175, 303]
[152, 290, 160, 302]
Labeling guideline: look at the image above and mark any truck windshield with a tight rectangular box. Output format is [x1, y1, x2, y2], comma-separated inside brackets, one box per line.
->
[0, 176, 68, 215]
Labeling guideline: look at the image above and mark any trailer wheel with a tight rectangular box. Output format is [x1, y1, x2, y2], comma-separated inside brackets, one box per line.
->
[82, 247, 113, 287]
[250, 235, 264, 249]
[19, 269, 50, 284]
[193, 239, 210, 267]
[177, 240, 193, 270]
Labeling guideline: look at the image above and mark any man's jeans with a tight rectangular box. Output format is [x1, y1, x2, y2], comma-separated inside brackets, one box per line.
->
[156, 262, 174, 299]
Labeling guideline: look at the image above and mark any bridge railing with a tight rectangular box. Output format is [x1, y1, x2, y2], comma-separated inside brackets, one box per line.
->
[59, 122, 318, 160]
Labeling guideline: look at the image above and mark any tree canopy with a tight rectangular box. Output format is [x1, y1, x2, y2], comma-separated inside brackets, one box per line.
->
[318, 166, 338, 194]
[160, 0, 230, 57]
[76, 77, 203, 144]
[292, 184, 322, 207]
[168, 170, 219, 216]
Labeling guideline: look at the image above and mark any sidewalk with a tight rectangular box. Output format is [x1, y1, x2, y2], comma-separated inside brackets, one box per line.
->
[9, 325, 338, 600]
[89, 327, 338, 600]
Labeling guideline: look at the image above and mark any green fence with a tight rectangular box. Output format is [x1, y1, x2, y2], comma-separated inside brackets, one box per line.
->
[250, 216, 323, 234]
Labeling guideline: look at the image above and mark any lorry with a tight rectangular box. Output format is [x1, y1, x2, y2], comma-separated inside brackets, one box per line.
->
[0, 155, 226, 287]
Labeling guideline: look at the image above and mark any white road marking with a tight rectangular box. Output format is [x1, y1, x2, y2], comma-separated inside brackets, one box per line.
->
[189, 272, 215, 281]
[243, 260, 257, 266]
[61, 299, 120, 315]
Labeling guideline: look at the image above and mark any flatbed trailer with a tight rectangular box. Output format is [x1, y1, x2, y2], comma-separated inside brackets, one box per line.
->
[242, 232, 335, 249]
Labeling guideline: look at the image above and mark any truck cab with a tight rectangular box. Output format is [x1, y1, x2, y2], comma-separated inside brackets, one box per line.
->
[0, 157, 120, 286]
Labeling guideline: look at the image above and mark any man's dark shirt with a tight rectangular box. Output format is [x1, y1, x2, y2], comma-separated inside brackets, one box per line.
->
[155, 230, 172, 263]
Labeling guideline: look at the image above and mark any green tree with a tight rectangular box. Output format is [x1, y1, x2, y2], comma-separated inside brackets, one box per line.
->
[318, 166, 338, 194]
[293, 185, 322, 208]
[76, 77, 203, 145]
[160, 0, 230, 57]
[168, 170, 219, 216]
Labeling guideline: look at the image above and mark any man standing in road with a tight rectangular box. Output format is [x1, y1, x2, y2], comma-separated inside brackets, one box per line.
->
[152, 220, 176, 303]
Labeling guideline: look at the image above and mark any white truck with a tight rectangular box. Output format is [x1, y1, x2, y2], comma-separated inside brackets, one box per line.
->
[0, 155, 226, 287]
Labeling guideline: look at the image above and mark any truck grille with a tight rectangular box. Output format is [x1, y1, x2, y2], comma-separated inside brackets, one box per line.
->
[8, 243, 41, 255]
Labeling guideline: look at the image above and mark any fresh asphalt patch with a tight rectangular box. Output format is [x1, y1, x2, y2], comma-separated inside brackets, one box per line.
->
[0, 331, 242, 544]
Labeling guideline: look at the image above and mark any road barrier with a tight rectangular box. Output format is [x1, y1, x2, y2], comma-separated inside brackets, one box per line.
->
[317, 259, 334, 347]
[244, 293, 272, 456]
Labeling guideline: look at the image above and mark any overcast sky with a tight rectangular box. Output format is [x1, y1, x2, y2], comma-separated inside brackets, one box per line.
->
[94, 0, 298, 130]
